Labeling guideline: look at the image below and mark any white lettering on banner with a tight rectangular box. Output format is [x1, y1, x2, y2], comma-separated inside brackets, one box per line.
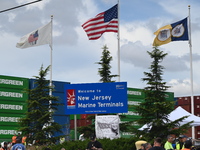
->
[98, 102, 123, 107]
[0, 104, 23, 110]
[122, 132, 135, 136]
[0, 117, 20, 122]
[78, 96, 90, 101]
[78, 90, 95, 93]
[78, 103, 96, 108]
[0, 91, 23, 98]
[0, 130, 15, 135]
[0, 79, 23, 86]
[127, 90, 142, 96]
[92, 95, 112, 101]
[119, 111, 139, 116]
[128, 101, 141, 105]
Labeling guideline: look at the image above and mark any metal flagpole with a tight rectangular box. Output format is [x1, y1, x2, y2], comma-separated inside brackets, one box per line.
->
[49, 15, 53, 97]
[188, 5, 195, 139]
[117, 0, 120, 82]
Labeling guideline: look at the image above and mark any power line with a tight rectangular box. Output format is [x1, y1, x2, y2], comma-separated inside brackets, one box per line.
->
[0, 0, 42, 13]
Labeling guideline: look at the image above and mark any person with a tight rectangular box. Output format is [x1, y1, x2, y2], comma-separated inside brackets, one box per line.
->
[149, 137, 165, 150]
[11, 134, 17, 146]
[11, 139, 25, 150]
[164, 135, 174, 150]
[79, 133, 85, 141]
[86, 135, 103, 150]
[176, 135, 188, 150]
[143, 143, 152, 150]
[16, 133, 22, 143]
[135, 140, 147, 150]
[60, 137, 65, 144]
[182, 140, 193, 150]
[0, 142, 8, 150]
[22, 135, 27, 145]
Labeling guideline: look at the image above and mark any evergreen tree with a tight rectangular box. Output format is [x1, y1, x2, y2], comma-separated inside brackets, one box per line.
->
[96, 45, 118, 82]
[18, 65, 62, 145]
[134, 47, 192, 141]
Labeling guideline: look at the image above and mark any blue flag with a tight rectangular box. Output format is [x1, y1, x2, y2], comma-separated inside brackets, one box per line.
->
[153, 17, 189, 46]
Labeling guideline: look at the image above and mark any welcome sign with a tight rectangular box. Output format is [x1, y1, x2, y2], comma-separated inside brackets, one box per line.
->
[64, 82, 128, 114]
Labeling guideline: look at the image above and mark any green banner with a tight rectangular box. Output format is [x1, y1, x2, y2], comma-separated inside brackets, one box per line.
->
[0, 88, 28, 101]
[0, 126, 19, 139]
[0, 100, 27, 114]
[0, 75, 29, 89]
[164, 92, 174, 101]
[0, 113, 25, 126]
[127, 88, 145, 99]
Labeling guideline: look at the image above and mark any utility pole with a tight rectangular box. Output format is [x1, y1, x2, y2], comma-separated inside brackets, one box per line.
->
[0, 0, 42, 13]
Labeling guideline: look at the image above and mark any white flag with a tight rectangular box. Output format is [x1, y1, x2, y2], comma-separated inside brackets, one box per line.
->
[16, 22, 51, 49]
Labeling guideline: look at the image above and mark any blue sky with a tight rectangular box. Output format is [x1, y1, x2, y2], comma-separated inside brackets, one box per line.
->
[1, 0, 200, 97]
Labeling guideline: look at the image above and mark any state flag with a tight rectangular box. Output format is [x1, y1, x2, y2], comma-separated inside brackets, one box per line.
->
[16, 22, 51, 49]
[153, 17, 188, 46]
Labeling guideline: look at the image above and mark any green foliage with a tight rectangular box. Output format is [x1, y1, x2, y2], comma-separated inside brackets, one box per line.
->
[46, 137, 138, 150]
[134, 47, 192, 141]
[18, 65, 63, 145]
[96, 45, 118, 82]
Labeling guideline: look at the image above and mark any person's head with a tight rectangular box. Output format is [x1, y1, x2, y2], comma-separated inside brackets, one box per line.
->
[3, 142, 7, 148]
[179, 135, 188, 142]
[143, 143, 152, 150]
[135, 140, 147, 150]
[154, 137, 162, 146]
[184, 140, 192, 149]
[90, 135, 96, 141]
[167, 135, 174, 143]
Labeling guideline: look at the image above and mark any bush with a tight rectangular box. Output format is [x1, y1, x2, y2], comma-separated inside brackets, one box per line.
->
[44, 137, 138, 150]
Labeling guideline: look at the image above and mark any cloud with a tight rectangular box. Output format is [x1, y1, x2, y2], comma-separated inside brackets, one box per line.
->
[121, 41, 151, 69]
[168, 78, 200, 96]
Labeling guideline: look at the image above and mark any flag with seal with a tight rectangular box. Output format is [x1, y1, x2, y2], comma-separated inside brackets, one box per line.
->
[153, 17, 188, 46]
[16, 22, 51, 49]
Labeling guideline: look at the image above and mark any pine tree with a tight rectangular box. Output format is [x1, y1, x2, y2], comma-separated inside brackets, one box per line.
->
[96, 45, 118, 82]
[134, 47, 192, 141]
[18, 65, 62, 145]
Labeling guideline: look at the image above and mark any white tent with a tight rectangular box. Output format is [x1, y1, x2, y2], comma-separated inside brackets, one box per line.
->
[169, 106, 200, 126]
[139, 106, 200, 130]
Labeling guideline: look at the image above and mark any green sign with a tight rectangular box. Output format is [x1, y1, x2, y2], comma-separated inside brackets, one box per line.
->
[0, 113, 25, 126]
[0, 100, 27, 114]
[0, 126, 19, 139]
[0, 75, 29, 89]
[0, 88, 28, 101]
[164, 92, 174, 101]
[127, 88, 145, 99]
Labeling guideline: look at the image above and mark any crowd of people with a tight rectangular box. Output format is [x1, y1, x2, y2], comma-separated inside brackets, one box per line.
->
[0, 133, 197, 150]
[135, 135, 197, 150]
[0, 133, 27, 150]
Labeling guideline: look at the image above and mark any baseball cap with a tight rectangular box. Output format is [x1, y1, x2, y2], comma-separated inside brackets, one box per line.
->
[179, 135, 188, 138]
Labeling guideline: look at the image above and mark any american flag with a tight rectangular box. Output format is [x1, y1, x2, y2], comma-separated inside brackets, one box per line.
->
[82, 4, 118, 40]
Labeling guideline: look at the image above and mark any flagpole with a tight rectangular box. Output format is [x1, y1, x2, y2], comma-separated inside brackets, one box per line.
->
[49, 15, 53, 97]
[117, 0, 120, 82]
[188, 5, 195, 139]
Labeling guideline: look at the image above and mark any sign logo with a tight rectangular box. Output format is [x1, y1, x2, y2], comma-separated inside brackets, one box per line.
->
[66, 89, 76, 109]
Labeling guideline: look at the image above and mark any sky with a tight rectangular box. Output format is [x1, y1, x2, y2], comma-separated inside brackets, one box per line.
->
[1, 0, 200, 97]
